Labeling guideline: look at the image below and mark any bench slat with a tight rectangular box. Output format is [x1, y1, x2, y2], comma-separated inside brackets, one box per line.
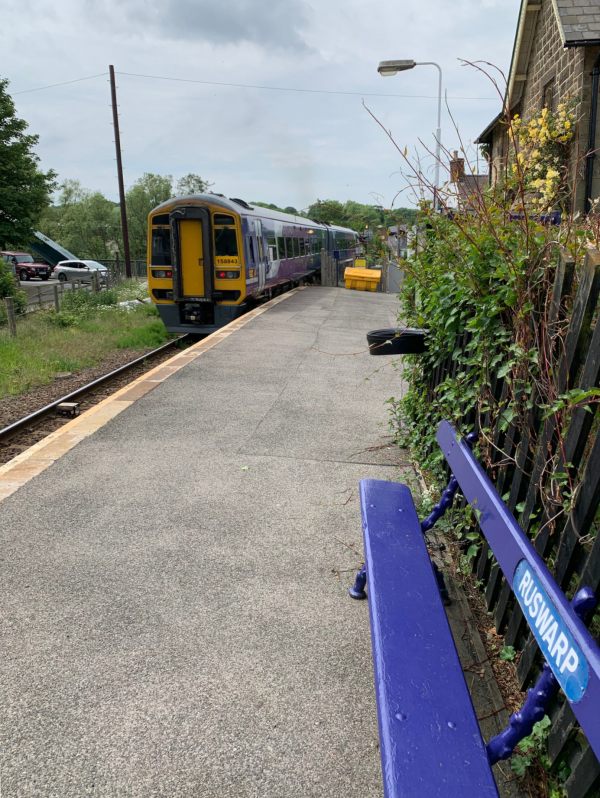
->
[360, 479, 499, 797]
[437, 420, 600, 761]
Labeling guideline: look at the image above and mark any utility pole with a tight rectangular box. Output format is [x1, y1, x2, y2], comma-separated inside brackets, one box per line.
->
[109, 65, 132, 278]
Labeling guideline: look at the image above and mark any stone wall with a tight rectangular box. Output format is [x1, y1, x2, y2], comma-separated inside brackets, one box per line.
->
[521, 0, 584, 118]
[520, 0, 587, 209]
[484, 0, 600, 211]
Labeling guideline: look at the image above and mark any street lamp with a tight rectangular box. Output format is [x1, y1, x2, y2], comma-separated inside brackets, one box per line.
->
[377, 59, 443, 209]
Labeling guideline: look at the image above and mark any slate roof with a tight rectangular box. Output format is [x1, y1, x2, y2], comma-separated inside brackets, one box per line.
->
[554, 0, 600, 46]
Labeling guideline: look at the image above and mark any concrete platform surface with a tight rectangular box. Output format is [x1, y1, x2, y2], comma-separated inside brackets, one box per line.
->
[0, 287, 408, 797]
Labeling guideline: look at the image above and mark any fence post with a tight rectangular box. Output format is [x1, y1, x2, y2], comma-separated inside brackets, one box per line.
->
[92, 271, 99, 293]
[5, 297, 17, 337]
[53, 284, 60, 312]
[321, 248, 336, 287]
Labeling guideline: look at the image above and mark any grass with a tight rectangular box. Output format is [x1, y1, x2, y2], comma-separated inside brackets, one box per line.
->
[0, 281, 173, 398]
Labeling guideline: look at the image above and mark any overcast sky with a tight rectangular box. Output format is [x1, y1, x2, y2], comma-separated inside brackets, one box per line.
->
[4, 0, 520, 211]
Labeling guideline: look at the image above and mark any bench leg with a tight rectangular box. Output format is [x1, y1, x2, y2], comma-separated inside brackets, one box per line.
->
[348, 564, 367, 600]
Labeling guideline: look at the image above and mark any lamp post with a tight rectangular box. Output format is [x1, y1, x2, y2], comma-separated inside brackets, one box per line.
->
[377, 59, 442, 209]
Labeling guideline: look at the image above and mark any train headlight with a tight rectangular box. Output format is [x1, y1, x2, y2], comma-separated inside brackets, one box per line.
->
[152, 269, 173, 278]
[216, 270, 240, 279]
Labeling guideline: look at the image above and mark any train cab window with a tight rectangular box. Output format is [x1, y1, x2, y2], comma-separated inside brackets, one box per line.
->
[277, 237, 285, 259]
[213, 214, 238, 257]
[214, 227, 238, 256]
[151, 227, 171, 265]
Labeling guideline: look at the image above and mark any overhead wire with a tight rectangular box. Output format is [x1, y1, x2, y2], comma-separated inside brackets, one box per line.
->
[12, 73, 108, 95]
[12, 70, 497, 101]
[117, 70, 497, 101]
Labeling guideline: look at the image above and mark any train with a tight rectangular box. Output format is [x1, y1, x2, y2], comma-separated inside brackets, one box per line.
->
[146, 194, 360, 334]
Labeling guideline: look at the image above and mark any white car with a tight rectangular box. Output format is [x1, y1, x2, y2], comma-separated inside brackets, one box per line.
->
[53, 259, 109, 284]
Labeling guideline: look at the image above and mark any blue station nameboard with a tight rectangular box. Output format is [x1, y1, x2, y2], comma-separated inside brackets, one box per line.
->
[514, 560, 589, 703]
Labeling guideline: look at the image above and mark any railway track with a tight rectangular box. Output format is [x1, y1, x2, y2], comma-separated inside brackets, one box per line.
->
[0, 335, 192, 466]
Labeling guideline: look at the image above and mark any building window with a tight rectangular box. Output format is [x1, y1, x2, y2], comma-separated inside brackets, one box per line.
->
[542, 77, 556, 113]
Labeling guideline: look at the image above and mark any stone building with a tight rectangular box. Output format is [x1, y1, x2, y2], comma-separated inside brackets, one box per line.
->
[477, 0, 600, 213]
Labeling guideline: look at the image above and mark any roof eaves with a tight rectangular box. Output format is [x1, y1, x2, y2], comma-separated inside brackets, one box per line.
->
[507, 1, 543, 111]
[550, 0, 567, 45]
[562, 38, 600, 48]
[476, 111, 504, 144]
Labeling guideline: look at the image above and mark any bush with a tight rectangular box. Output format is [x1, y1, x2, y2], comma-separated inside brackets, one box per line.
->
[0, 260, 27, 315]
[60, 288, 119, 314]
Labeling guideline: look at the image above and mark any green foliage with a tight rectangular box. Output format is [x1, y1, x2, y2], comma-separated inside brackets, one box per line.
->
[176, 173, 212, 195]
[0, 76, 57, 248]
[39, 180, 121, 261]
[307, 199, 347, 225]
[116, 319, 169, 349]
[45, 310, 78, 328]
[0, 301, 171, 397]
[499, 645, 516, 661]
[123, 173, 174, 261]
[0, 260, 27, 313]
[305, 198, 416, 232]
[60, 288, 119, 314]
[39, 172, 210, 264]
[510, 715, 552, 777]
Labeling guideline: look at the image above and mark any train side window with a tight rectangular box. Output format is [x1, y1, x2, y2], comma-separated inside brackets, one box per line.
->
[292, 238, 299, 257]
[151, 227, 171, 266]
[298, 239, 305, 256]
[277, 237, 285, 258]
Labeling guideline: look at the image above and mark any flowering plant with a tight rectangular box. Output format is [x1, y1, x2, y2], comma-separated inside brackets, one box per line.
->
[510, 102, 576, 211]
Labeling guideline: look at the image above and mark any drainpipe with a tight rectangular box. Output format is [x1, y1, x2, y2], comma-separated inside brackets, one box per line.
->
[584, 53, 600, 213]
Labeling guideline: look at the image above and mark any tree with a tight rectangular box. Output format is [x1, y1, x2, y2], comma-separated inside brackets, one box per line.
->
[306, 200, 347, 226]
[125, 173, 174, 260]
[39, 181, 121, 260]
[0, 77, 56, 248]
[176, 173, 212, 195]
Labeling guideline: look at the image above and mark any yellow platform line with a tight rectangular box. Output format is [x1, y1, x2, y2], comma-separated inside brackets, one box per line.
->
[0, 288, 304, 503]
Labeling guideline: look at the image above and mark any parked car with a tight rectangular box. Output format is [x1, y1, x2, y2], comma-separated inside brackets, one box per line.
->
[1, 251, 51, 281]
[53, 260, 109, 284]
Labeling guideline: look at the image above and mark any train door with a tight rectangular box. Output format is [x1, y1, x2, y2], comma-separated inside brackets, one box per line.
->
[170, 207, 212, 300]
[255, 220, 267, 292]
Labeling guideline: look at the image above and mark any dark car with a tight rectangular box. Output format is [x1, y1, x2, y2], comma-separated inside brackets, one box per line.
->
[1, 251, 51, 281]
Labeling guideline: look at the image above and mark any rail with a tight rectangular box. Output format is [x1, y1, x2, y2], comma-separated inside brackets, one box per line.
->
[0, 336, 190, 443]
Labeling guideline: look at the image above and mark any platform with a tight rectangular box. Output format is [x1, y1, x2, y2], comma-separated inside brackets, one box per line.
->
[0, 287, 407, 797]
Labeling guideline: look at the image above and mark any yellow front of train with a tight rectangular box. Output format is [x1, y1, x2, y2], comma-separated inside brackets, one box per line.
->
[147, 195, 247, 334]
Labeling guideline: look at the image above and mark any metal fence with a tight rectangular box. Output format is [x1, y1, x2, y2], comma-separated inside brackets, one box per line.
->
[96, 259, 148, 280]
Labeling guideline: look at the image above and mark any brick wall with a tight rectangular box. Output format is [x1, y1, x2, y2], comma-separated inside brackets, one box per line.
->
[484, 0, 600, 210]
[521, 0, 584, 118]
[521, 0, 586, 209]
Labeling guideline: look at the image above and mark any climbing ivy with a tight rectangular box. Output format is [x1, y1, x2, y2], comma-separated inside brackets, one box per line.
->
[392, 102, 599, 505]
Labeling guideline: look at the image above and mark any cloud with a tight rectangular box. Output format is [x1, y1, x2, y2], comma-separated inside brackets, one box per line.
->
[80, 0, 312, 51]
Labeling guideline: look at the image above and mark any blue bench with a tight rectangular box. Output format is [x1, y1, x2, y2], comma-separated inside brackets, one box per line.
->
[349, 420, 600, 797]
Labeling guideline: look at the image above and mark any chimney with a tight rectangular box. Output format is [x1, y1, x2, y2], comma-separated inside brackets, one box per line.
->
[450, 150, 465, 183]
